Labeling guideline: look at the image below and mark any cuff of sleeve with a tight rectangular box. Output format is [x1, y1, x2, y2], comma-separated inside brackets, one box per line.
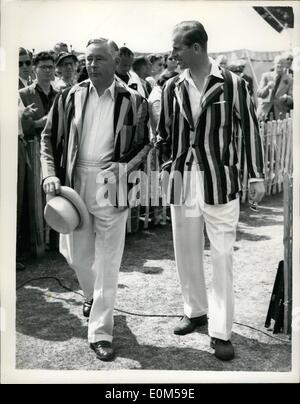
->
[249, 178, 264, 183]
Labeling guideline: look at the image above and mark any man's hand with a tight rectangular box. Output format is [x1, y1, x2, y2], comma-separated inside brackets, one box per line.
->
[34, 115, 48, 128]
[22, 103, 38, 119]
[248, 181, 265, 203]
[43, 176, 61, 195]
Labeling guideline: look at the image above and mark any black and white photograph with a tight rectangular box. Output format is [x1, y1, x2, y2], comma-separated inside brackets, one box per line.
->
[0, 0, 299, 384]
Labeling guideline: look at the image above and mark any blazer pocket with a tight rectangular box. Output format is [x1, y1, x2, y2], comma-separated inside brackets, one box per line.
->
[213, 100, 226, 105]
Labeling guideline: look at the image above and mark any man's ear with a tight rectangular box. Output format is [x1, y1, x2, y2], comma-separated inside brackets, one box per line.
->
[193, 43, 202, 53]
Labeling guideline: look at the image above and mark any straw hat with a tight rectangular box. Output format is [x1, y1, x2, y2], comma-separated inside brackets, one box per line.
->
[44, 186, 89, 234]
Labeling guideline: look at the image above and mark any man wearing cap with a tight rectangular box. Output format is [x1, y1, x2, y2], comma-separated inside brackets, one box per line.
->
[41, 37, 150, 361]
[53, 52, 78, 91]
[157, 21, 265, 361]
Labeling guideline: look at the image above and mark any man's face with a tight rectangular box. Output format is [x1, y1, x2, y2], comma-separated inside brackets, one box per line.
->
[151, 58, 164, 76]
[274, 60, 285, 75]
[117, 55, 133, 75]
[285, 55, 293, 69]
[139, 61, 152, 80]
[171, 31, 195, 69]
[35, 59, 55, 83]
[19, 54, 32, 80]
[166, 56, 178, 72]
[86, 43, 117, 86]
[60, 57, 76, 80]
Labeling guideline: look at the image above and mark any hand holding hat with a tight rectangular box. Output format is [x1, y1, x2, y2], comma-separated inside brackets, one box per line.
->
[44, 182, 89, 234]
[43, 176, 61, 195]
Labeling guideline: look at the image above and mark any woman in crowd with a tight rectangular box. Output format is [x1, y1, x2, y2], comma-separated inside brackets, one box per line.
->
[146, 54, 164, 89]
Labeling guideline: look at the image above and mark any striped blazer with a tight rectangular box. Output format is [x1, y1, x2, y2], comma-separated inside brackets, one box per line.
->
[40, 78, 150, 189]
[157, 68, 264, 205]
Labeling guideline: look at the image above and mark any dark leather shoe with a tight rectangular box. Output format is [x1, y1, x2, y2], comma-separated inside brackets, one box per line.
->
[210, 338, 235, 361]
[90, 341, 115, 361]
[83, 299, 93, 318]
[174, 314, 208, 335]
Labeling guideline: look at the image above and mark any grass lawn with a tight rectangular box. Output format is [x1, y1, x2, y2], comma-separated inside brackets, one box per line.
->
[16, 192, 291, 375]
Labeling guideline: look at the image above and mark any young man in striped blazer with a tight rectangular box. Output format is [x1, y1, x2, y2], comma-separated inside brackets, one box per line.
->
[41, 38, 150, 361]
[157, 21, 265, 361]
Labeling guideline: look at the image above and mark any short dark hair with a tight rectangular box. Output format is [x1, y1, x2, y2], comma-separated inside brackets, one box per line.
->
[174, 20, 208, 49]
[19, 47, 32, 59]
[33, 51, 55, 66]
[132, 57, 149, 73]
[119, 46, 134, 58]
[148, 54, 163, 64]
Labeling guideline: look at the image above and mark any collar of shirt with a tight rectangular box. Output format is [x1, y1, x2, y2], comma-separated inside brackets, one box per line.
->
[19, 76, 28, 87]
[182, 57, 223, 89]
[35, 82, 56, 97]
[89, 79, 115, 101]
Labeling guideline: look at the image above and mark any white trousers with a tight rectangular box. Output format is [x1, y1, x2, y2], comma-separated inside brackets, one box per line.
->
[60, 163, 128, 343]
[171, 164, 240, 341]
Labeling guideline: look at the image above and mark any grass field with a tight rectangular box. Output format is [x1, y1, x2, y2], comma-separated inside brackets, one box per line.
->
[16, 192, 291, 376]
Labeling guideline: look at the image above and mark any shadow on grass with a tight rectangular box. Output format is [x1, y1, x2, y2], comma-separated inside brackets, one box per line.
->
[236, 230, 271, 242]
[121, 223, 175, 274]
[17, 286, 87, 341]
[114, 315, 291, 371]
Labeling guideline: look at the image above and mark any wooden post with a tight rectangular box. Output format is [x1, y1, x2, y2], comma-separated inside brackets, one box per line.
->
[267, 121, 276, 195]
[286, 116, 293, 175]
[279, 119, 287, 192]
[264, 121, 270, 194]
[272, 119, 281, 194]
[283, 174, 292, 334]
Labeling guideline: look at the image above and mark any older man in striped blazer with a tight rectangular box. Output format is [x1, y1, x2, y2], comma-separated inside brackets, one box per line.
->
[157, 21, 265, 361]
[41, 38, 150, 361]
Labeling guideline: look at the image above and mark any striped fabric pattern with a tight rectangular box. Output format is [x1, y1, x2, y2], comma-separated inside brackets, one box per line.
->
[158, 68, 264, 205]
[41, 78, 150, 188]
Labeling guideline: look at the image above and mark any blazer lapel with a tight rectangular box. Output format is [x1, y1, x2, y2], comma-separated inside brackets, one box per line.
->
[200, 76, 224, 114]
[114, 82, 131, 147]
[73, 80, 90, 144]
[174, 80, 194, 130]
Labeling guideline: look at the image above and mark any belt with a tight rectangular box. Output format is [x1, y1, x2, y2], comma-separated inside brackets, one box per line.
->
[76, 159, 108, 168]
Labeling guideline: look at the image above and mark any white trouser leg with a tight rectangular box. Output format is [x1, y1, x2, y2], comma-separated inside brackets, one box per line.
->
[171, 205, 208, 318]
[59, 223, 95, 301]
[170, 165, 208, 318]
[59, 167, 96, 300]
[87, 206, 128, 343]
[203, 198, 240, 341]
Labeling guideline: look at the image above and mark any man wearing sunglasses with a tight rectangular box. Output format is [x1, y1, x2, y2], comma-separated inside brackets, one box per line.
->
[19, 47, 34, 89]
